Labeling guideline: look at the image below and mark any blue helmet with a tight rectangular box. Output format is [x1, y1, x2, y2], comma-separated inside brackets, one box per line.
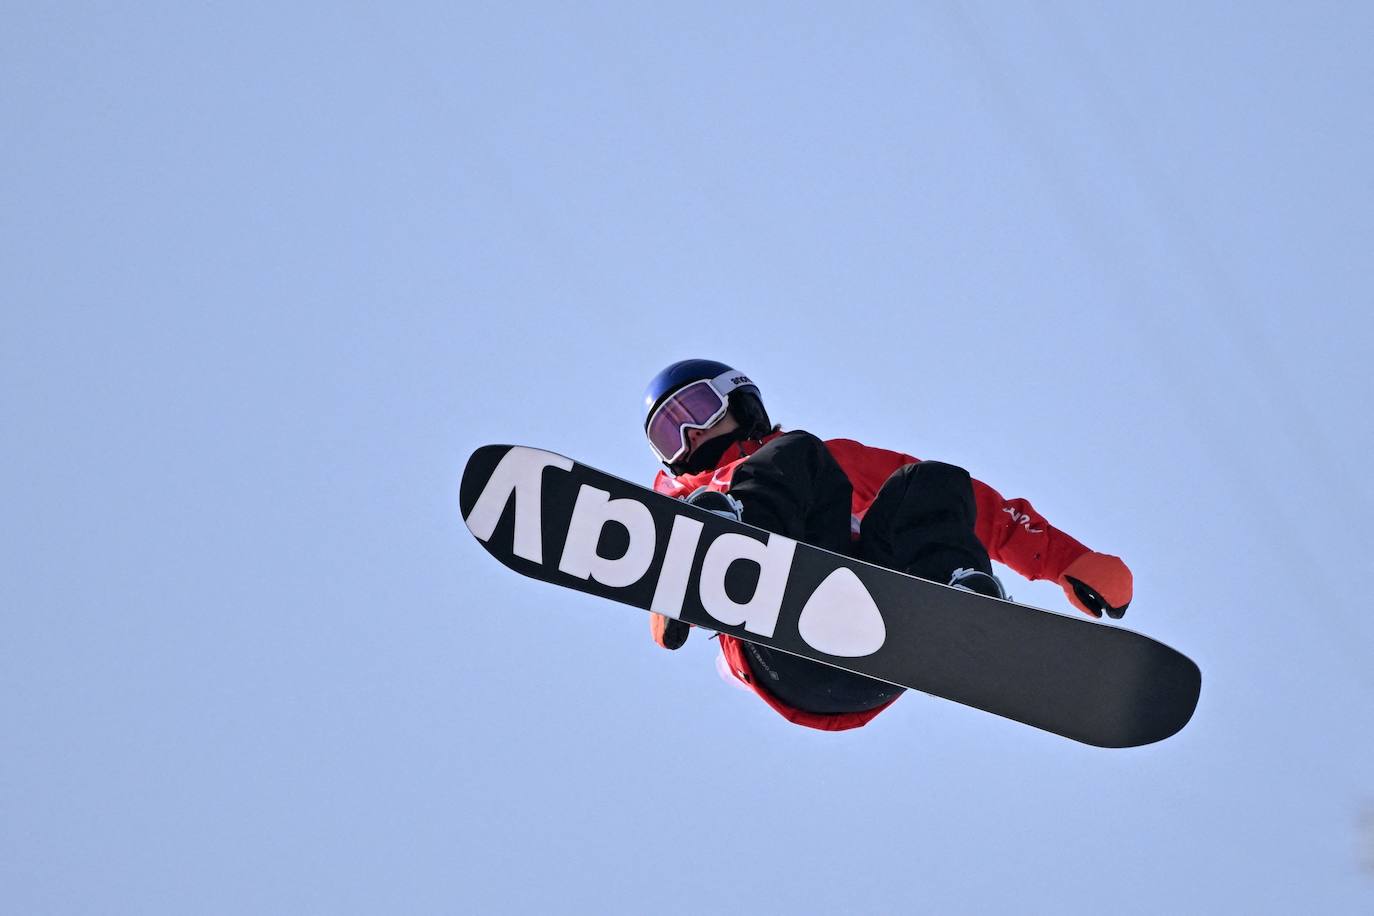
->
[643, 359, 771, 471]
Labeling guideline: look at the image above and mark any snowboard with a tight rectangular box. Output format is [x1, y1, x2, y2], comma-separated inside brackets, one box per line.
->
[460, 444, 1201, 747]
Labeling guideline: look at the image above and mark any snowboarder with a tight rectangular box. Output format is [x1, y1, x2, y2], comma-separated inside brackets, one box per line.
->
[643, 358, 1134, 731]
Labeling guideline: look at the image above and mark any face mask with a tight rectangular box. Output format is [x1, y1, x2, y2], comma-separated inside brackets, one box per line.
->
[679, 427, 745, 474]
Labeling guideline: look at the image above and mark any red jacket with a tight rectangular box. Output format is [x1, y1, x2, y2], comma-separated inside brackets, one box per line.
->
[653, 430, 1091, 731]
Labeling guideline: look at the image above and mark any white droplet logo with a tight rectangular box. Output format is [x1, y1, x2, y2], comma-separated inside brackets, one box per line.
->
[797, 568, 886, 657]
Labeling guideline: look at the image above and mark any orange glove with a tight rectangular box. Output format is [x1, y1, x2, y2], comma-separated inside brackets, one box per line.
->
[650, 613, 691, 650]
[1058, 552, 1133, 619]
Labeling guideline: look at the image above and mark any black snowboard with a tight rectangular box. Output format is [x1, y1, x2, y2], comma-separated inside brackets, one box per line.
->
[460, 444, 1200, 747]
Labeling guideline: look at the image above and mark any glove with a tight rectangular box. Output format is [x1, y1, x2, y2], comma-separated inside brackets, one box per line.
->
[1058, 552, 1132, 619]
[650, 612, 691, 650]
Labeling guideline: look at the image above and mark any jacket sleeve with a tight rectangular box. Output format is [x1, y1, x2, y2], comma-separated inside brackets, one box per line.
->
[828, 437, 1091, 582]
[823, 438, 918, 513]
[970, 478, 1090, 582]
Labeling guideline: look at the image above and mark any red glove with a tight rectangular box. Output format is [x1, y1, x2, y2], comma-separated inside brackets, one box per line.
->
[1058, 552, 1133, 619]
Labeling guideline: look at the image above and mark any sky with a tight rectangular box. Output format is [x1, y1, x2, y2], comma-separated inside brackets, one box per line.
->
[3, 2, 1373, 913]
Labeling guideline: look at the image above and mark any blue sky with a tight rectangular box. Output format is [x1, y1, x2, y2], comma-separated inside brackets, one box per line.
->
[4, 3, 1372, 913]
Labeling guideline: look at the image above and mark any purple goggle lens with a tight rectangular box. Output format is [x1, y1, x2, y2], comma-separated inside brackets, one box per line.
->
[647, 380, 729, 464]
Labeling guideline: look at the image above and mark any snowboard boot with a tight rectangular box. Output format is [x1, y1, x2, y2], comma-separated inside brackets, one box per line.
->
[948, 567, 1008, 600]
[684, 486, 744, 520]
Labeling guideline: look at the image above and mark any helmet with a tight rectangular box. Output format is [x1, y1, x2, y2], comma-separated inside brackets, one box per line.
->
[643, 359, 771, 473]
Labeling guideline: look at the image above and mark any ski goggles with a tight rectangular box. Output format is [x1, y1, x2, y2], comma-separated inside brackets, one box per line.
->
[646, 370, 755, 465]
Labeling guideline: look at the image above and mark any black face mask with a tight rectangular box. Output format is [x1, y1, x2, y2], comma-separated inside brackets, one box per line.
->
[677, 428, 747, 475]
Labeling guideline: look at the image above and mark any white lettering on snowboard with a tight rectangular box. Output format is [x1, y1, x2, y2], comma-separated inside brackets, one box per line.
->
[650, 515, 705, 619]
[558, 485, 657, 588]
[697, 533, 796, 639]
[797, 567, 886, 657]
[464, 449, 575, 563]
[466, 447, 890, 654]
